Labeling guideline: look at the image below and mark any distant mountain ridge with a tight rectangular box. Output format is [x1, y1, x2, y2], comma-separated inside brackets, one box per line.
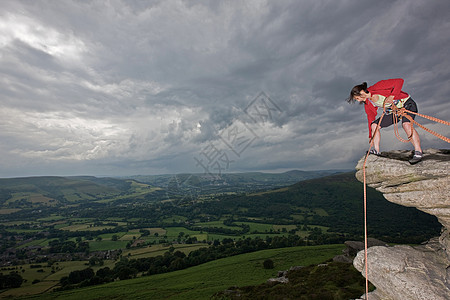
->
[0, 170, 348, 207]
[126, 169, 350, 191]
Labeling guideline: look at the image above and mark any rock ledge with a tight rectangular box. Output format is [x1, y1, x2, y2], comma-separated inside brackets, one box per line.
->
[353, 149, 450, 300]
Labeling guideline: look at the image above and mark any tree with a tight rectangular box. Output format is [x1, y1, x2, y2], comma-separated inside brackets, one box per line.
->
[169, 258, 185, 271]
[116, 266, 137, 280]
[67, 268, 94, 284]
[263, 259, 274, 269]
[89, 257, 102, 266]
[0, 272, 24, 288]
[96, 267, 114, 279]
[140, 229, 150, 236]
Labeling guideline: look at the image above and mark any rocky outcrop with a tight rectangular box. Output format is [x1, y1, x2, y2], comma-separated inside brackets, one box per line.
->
[353, 149, 450, 300]
[267, 266, 303, 284]
[333, 239, 388, 264]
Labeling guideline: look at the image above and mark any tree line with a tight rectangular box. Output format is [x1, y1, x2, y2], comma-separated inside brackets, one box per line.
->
[58, 232, 352, 291]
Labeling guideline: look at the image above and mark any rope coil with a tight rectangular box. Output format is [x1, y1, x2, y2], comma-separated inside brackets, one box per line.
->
[392, 107, 450, 143]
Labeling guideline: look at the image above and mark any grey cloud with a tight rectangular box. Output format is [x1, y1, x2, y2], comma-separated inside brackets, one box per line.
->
[0, 0, 449, 177]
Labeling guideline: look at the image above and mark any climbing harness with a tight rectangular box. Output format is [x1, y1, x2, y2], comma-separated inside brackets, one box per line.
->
[361, 103, 450, 299]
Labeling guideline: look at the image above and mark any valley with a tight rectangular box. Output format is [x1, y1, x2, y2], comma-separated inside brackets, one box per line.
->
[0, 171, 441, 298]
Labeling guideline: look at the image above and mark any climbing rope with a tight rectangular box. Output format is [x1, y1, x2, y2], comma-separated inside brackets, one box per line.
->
[362, 109, 386, 300]
[361, 103, 450, 300]
[392, 108, 413, 143]
[392, 106, 450, 143]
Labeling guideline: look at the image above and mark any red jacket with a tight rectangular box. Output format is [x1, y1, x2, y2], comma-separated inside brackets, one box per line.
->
[364, 78, 410, 138]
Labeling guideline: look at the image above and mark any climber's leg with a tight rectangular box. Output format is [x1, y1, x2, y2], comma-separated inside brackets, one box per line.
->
[402, 122, 422, 153]
[370, 122, 381, 153]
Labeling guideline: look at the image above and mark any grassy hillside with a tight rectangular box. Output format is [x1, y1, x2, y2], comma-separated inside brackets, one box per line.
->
[0, 176, 167, 209]
[201, 172, 441, 243]
[214, 261, 370, 300]
[0, 176, 122, 206]
[17, 245, 347, 300]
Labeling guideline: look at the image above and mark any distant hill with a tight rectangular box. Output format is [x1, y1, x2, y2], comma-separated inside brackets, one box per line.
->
[0, 170, 347, 209]
[197, 172, 441, 243]
[0, 176, 124, 206]
[127, 169, 349, 194]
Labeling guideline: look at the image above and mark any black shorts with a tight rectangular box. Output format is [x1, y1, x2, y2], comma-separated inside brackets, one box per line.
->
[372, 98, 417, 128]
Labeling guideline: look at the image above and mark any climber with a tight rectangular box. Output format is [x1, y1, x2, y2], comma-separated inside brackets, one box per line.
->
[347, 78, 423, 164]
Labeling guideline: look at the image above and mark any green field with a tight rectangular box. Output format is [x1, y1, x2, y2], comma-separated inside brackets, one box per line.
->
[0, 208, 22, 214]
[0, 261, 116, 298]
[60, 224, 116, 231]
[235, 221, 274, 232]
[14, 244, 344, 300]
[37, 215, 66, 222]
[88, 240, 129, 251]
[195, 220, 242, 230]
[161, 215, 188, 224]
[122, 243, 208, 259]
[165, 226, 204, 238]
[0, 244, 214, 299]
[273, 224, 297, 231]
[118, 230, 142, 240]
[17, 238, 48, 249]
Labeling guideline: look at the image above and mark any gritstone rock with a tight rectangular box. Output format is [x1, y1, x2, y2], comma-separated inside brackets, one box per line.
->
[353, 149, 450, 300]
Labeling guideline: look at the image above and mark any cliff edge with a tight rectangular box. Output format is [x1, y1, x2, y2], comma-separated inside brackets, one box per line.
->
[353, 149, 450, 300]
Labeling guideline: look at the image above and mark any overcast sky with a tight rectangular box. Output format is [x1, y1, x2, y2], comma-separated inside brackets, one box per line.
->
[1, 0, 449, 178]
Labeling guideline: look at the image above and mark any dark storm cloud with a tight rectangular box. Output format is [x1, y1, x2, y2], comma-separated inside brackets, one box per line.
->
[0, 0, 449, 177]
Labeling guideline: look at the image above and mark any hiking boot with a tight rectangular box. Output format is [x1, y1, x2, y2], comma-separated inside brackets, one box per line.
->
[409, 151, 423, 165]
[367, 149, 382, 156]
